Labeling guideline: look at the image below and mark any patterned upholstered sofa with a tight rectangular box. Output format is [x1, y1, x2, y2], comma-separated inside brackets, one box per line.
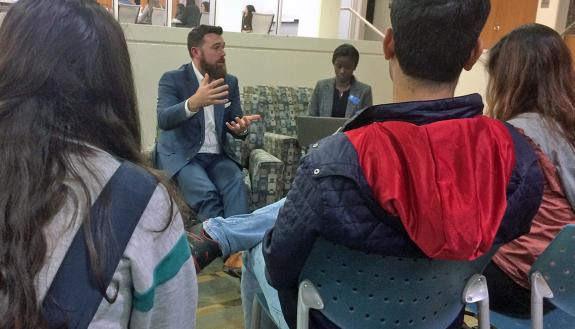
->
[229, 120, 285, 210]
[230, 86, 313, 209]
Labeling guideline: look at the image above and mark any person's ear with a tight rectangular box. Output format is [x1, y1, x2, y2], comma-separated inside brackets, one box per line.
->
[464, 39, 484, 71]
[190, 47, 199, 59]
[383, 27, 395, 60]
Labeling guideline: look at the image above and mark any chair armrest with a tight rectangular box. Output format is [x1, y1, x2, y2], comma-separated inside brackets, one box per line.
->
[248, 149, 285, 210]
[462, 274, 490, 329]
[263, 132, 302, 195]
[297, 280, 324, 329]
[531, 271, 554, 329]
[228, 121, 265, 168]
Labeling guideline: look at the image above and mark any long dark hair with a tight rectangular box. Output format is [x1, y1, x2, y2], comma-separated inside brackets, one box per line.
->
[0, 0, 175, 328]
[242, 5, 256, 30]
[487, 23, 575, 149]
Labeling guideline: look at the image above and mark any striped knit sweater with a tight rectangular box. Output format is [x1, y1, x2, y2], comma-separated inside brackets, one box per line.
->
[32, 146, 197, 328]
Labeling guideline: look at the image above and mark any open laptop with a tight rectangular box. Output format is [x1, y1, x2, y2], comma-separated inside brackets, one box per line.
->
[296, 116, 348, 146]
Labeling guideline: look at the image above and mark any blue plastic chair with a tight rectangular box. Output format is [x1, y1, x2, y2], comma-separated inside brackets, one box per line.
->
[485, 224, 575, 329]
[255, 238, 493, 329]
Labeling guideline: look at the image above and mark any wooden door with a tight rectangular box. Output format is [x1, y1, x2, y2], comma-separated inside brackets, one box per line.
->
[97, 0, 113, 10]
[564, 34, 575, 67]
[480, 0, 539, 49]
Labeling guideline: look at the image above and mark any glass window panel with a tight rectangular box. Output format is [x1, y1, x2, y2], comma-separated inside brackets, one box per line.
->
[214, 0, 278, 34]
[277, 0, 303, 36]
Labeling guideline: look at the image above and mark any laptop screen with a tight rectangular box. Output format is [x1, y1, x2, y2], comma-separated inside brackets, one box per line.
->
[296, 116, 348, 146]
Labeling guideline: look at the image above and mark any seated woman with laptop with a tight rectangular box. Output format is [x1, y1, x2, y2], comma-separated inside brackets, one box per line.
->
[308, 43, 373, 118]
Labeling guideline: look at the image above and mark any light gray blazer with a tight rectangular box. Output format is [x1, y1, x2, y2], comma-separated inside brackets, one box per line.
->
[308, 77, 373, 118]
[509, 112, 575, 209]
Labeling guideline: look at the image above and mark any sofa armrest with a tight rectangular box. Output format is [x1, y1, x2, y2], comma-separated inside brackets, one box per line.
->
[263, 132, 302, 195]
[228, 120, 266, 168]
[248, 149, 285, 210]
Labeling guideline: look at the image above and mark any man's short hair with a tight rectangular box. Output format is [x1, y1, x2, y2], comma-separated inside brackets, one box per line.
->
[187, 25, 223, 53]
[391, 0, 490, 82]
[332, 43, 360, 68]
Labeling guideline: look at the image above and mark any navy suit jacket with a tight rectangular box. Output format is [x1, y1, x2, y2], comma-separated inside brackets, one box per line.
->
[156, 63, 245, 177]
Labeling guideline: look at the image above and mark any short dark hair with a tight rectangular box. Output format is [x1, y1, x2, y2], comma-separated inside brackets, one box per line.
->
[332, 43, 360, 68]
[187, 25, 223, 52]
[391, 0, 490, 82]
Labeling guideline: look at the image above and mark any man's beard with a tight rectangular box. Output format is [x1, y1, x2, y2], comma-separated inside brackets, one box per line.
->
[200, 57, 227, 79]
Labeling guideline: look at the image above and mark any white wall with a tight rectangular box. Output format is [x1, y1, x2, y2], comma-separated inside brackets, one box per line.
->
[214, 1, 243, 32]
[456, 54, 489, 105]
[536, 0, 570, 31]
[318, 0, 340, 38]
[364, 0, 389, 41]
[297, 0, 321, 37]
[339, 0, 352, 39]
[123, 24, 388, 147]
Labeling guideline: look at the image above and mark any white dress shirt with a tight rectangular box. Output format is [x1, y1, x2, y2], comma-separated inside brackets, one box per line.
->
[185, 61, 221, 154]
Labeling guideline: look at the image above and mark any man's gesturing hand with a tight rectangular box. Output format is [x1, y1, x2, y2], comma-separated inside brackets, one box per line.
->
[226, 115, 262, 135]
[187, 73, 229, 110]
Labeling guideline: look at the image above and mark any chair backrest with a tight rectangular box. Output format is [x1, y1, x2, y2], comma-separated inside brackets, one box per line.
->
[531, 224, 575, 316]
[251, 13, 274, 34]
[151, 8, 166, 26]
[118, 3, 140, 24]
[299, 238, 495, 329]
[241, 86, 313, 137]
[200, 12, 209, 25]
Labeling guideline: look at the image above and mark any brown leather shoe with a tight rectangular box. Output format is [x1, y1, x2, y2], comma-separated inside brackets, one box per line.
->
[223, 252, 243, 278]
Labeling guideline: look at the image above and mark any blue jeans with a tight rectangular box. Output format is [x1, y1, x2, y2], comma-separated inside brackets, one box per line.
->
[175, 153, 248, 218]
[203, 198, 288, 329]
[242, 243, 290, 329]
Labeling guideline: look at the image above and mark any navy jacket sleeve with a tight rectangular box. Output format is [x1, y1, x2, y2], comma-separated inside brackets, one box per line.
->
[156, 72, 189, 131]
[262, 155, 323, 328]
[494, 124, 544, 244]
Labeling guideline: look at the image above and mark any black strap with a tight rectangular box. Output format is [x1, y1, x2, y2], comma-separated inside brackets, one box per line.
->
[42, 161, 158, 329]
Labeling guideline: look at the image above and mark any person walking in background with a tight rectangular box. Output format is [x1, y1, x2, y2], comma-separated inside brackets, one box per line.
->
[137, 0, 161, 24]
[241, 5, 256, 32]
[0, 0, 197, 328]
[483, 23, 575, 316]
[201, 1, 209, 13]
[175, 0, 201, 28]
[308, 43, 373, 117]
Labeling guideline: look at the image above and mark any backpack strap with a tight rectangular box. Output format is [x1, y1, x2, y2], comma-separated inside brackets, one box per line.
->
[42, 161, 158, 329]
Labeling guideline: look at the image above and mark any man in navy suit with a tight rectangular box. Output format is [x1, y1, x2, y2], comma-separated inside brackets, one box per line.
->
[156, 25, 259, 219]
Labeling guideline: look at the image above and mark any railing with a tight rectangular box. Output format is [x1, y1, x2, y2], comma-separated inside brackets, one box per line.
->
[340, 7, 385, 39]
[561, 19, 575, 36]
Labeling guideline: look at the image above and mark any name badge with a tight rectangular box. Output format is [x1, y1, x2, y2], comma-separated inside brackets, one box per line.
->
[348, 95, 360, 106]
